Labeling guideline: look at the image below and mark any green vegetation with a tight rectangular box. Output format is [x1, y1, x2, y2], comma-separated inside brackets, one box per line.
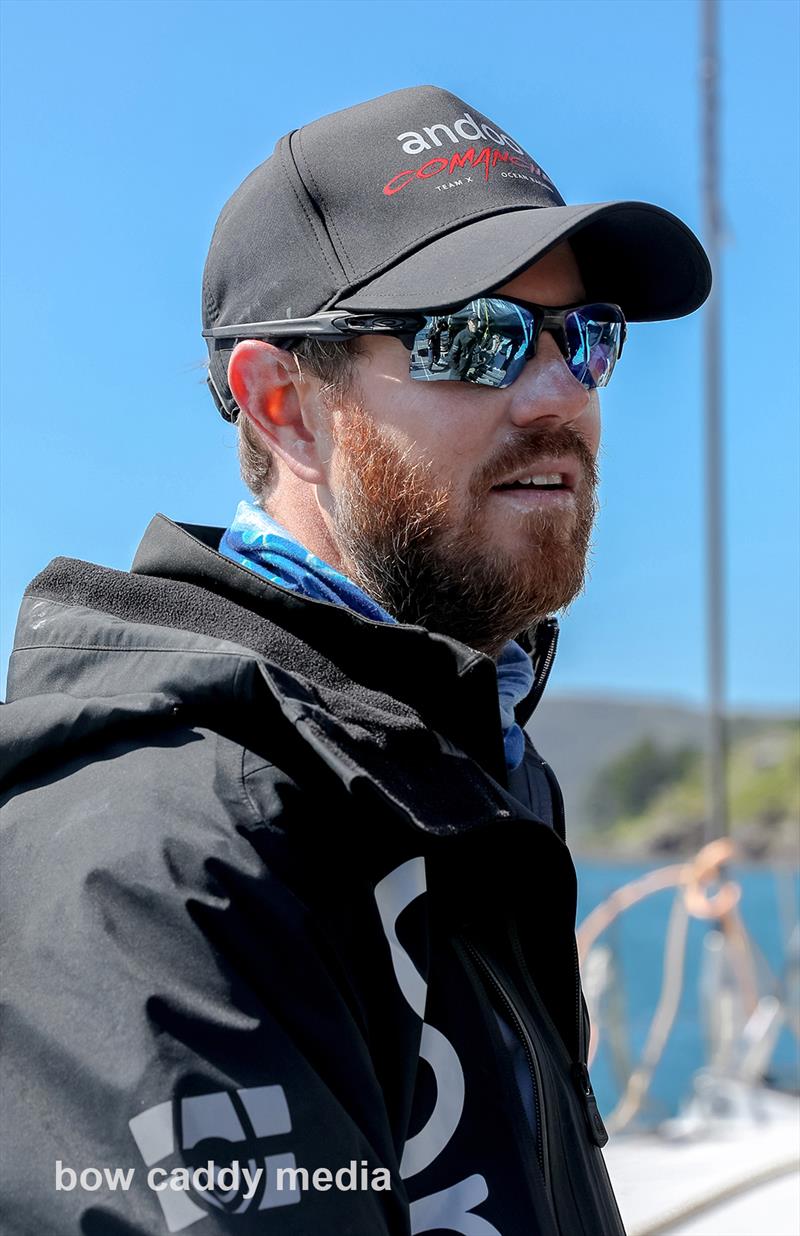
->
[587, 738, 699, 828]
[584, 720, 800, 858]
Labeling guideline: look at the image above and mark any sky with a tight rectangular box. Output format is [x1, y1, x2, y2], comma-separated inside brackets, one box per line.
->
[1, 0, 798, 709]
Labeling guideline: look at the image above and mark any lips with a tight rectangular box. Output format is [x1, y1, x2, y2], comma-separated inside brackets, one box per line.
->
[490, 457, 580, 493]
[494, 472, 567, 491]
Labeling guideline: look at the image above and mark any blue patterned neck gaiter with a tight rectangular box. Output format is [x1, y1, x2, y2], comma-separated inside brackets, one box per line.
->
[220, 500, 533, 770]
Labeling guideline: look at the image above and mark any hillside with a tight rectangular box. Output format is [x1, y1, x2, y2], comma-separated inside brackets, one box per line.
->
[526, 695, 799, 858]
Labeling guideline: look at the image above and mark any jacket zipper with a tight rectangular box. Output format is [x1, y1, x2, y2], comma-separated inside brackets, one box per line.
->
[571, 936, 609, 1147]
[508, 922, 608, 1149]
[462, 939, 552, 1197]
[527, 618, 597, 1140]
[526, 618, 559, 715]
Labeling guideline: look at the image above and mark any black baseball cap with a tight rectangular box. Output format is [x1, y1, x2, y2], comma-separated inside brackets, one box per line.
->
[203, 84, 711, 421]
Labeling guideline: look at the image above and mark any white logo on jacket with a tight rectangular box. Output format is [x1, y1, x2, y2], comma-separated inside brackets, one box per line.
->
[128, 1086, 298, 1231]
[375, 857, 501, 1236]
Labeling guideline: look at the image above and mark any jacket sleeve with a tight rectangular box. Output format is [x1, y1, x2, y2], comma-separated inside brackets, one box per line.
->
[0, 724, 409, 1236]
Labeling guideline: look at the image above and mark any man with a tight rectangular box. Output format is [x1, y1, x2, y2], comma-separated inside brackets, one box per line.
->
[427, 315, 448, 368]
[471, 332, 506, 383]
[447, 313, 482, 378]
[1, 85, 710, 1235]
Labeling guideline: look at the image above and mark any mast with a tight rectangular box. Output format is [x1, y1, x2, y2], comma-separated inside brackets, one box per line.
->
[701, 0, 728, 839]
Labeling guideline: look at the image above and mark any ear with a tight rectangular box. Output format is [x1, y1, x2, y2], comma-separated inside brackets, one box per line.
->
[227, 340, 330, 484]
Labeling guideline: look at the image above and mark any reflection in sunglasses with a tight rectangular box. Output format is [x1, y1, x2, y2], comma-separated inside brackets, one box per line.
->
[409, 297, 624, 392]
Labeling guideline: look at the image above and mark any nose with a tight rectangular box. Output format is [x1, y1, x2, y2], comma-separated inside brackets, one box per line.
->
[507, 330, 592, 430]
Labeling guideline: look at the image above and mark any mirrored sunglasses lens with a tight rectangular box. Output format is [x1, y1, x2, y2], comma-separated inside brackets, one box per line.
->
[409, 298, 534, 387]
[564, 306, 623, 389]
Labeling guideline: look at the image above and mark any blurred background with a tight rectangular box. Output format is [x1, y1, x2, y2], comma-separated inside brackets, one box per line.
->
[1, 1, 798, 1231]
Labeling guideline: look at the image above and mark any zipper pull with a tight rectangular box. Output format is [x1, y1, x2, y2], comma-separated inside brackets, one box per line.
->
[525, 618, 559, 715]
[572, 1063, 609, 1147]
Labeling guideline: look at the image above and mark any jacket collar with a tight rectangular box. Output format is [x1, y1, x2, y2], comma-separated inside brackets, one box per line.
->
[133, 515, 557, 731]
[13, 515, 561, 837]
[133, 515, 511, 780]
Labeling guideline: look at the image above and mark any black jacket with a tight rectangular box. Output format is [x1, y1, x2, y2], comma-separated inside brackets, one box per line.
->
[446, 328, 480, 377]
[0, 515, 626, 1236]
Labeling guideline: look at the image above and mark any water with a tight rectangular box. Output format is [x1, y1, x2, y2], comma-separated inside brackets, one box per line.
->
[575, 860, 800, 1123]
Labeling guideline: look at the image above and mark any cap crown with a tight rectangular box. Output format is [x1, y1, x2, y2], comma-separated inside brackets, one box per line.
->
[203, 85, 563, 332]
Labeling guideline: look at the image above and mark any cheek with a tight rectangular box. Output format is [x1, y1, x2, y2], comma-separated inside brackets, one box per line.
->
[359, 365, 490, 471]
[356, 341, 518, 493]
[583, 395, 602, 456]
[401, 398, 499, 498]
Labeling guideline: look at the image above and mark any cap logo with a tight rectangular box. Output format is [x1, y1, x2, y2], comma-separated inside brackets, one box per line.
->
[396, 111, 524, 157]
[386, 110, 555, 199]
[384, 145, 556, 197]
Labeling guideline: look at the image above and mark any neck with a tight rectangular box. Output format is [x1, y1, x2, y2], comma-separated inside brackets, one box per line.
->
[263, 473, 347, 573]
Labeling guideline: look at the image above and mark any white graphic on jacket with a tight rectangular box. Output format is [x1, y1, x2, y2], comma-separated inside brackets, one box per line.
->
[128, 1086, 298, 1231]
[375, 857, 502, 1236]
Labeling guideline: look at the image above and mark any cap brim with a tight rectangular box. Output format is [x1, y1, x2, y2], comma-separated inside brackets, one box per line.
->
[334, 201, 711, 322]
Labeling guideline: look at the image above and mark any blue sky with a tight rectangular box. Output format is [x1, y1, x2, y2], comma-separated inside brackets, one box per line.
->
[1, 0, 798, 708]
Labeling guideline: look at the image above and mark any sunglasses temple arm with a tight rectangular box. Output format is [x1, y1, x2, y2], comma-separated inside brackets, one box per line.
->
[203, 314, 355, 341]
[202, 312, 426, 343]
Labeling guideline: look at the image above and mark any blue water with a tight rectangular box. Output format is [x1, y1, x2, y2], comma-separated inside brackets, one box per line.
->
[575, 861, 800, 1122]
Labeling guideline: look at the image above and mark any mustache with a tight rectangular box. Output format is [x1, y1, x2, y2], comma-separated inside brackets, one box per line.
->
[475, 425, 598, 494]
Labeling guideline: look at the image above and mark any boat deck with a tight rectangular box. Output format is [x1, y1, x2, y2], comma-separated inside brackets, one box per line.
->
[604, 1088, 800, 1235]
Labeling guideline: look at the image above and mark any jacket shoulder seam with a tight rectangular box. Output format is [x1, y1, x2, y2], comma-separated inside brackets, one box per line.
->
[231, 656, 280, 828]
[11, 640, 259, 660]
[241, 755, 279, 826]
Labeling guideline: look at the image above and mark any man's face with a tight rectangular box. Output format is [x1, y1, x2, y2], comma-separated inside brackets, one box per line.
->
[323, 242, 601, 657]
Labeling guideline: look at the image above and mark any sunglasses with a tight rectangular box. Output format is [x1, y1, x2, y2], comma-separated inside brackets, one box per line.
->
[203, 296, 627, 393]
